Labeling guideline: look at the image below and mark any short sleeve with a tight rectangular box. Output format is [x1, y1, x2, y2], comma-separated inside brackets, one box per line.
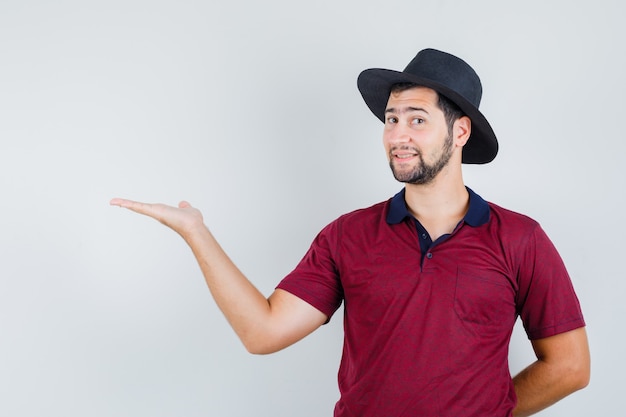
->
[516, 224, 585, 340]
[276, 220, 344, 321]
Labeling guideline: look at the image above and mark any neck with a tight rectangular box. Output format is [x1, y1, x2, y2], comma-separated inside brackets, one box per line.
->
[403, 163, 469, 240]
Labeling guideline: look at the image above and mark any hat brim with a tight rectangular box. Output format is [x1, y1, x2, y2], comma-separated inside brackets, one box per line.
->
[358, 68, 498, 164]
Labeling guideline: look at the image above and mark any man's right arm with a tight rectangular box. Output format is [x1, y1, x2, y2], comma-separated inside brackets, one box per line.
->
[110, 198, 328, 354]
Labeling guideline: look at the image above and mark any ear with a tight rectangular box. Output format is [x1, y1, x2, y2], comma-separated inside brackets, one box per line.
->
[453, 116, 471, 147]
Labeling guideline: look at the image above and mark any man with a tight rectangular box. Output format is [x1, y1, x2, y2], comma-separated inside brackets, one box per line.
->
[111, 48, 590, 416]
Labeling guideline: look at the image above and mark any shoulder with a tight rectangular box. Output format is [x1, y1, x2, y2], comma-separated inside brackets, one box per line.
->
[333, 199, 389, 228]
[487, 201, 540, 230]
[481, 201, 549, 251]
[339, 199, 388, 220]
[317, 199, 391, 239]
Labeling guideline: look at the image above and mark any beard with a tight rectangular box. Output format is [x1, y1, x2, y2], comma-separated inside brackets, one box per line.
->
[389, 133, 454, 185]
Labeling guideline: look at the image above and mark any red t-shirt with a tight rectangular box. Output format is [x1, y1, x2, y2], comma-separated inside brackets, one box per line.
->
[277, 188, 585, 417]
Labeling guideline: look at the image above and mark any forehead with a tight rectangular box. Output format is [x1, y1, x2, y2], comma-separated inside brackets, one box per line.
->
[386, 86, 439, 110]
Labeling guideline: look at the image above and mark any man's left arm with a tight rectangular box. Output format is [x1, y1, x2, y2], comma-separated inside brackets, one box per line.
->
[512, 327, 590, 417]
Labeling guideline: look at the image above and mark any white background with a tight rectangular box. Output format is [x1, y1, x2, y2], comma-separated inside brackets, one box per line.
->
[1, 0, 623, 415]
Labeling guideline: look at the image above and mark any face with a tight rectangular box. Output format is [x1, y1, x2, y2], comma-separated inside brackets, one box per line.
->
[383, 87, 455, 185]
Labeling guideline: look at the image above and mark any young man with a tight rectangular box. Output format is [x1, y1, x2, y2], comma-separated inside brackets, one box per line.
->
[111, 48, 590, 416]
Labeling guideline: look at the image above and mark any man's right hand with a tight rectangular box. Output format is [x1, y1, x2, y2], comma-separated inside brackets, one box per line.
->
[110, 198, 204, 241]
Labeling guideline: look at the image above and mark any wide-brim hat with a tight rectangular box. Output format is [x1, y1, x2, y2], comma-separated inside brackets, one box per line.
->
[357, 48, 498, 164]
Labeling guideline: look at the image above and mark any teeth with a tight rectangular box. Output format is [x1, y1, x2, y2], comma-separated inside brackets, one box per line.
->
[397, 154, 414, 159]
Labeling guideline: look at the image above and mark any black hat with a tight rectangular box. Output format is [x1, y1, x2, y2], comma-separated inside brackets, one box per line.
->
[357, 48, 498, 164]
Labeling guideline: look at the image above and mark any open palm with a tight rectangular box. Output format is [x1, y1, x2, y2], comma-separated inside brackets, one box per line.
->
[110, 198, 204, 239]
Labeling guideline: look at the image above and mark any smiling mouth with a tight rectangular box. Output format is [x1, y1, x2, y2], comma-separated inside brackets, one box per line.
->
[391, 146, 420, 160]
[391, 148, 420, 161]
[395, 153, 417, 159]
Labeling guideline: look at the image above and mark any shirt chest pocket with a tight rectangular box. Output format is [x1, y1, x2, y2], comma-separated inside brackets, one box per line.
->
[454, 268, 517, 329]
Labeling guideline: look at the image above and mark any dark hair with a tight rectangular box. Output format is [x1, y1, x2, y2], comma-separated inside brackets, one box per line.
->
[390, 83, 465, 133]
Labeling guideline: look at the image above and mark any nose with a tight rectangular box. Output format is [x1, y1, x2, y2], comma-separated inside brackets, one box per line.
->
[384, 123, 412, 146]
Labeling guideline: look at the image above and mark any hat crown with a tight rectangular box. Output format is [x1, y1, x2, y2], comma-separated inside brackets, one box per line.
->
[404, 48, 483, 108]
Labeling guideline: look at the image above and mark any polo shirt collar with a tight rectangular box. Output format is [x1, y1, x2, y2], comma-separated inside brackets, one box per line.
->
[386, 186, 490, 227]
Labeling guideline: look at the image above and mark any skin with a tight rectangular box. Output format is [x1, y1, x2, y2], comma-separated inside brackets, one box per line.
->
[111, 86, 590, 415]
[512, 328, 590, 416]
[384, 89, 455, 186]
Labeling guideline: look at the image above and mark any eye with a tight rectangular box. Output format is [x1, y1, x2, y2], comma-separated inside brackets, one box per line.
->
[386, 116, 398, 124]
[411, 117, 425, 125]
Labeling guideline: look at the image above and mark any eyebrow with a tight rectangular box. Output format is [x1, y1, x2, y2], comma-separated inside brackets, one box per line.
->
[384, 106, 430, 115]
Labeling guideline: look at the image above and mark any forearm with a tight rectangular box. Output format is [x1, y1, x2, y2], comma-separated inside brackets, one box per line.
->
[512, 361, 570, 416]
[183, 223, 327, 354]
[512, 329, 590, 416]
[183, 224, 275, 351]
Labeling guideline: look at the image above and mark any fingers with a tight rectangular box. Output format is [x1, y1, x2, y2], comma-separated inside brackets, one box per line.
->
[110, 198, 144, 209]
[110, 198, 195, 216]
[111, 198, 203, 237]
[109, 198, 157, 216]
[111, 198, 192, 208]
[109, 197, 132, 208]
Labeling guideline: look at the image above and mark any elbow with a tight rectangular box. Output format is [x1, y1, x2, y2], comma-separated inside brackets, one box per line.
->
[241, 336, 283, 355]
[573, 363, 591, 391]
[236, 322, 291, 355]
[575, 347, 592, 391]
[565, 356, 591, 392]
[244, 342, 275, 355]
[567, 327, 592, 392]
